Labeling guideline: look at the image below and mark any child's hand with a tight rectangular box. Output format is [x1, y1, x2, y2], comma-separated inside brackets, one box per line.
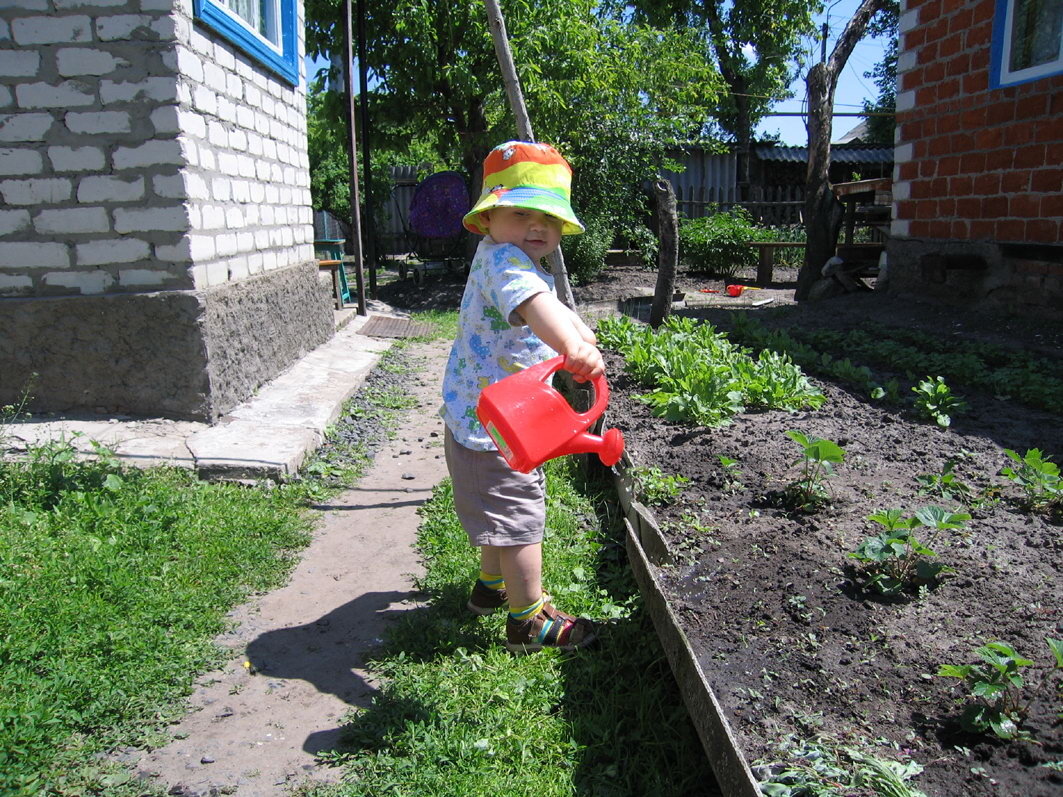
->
[563, 341, 605, 382]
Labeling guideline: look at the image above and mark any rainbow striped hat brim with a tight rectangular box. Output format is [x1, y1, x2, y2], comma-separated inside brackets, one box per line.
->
[462, 141, 584, 236]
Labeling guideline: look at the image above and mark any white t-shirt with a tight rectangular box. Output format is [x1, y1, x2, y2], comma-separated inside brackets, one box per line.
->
[440, 237, 556, 450]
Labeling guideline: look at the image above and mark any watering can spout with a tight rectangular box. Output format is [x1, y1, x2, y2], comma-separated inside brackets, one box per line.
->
[554, 427, 625, 467]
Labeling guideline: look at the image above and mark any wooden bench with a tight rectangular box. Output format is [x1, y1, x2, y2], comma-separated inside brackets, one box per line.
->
[746, 241, 806, 286]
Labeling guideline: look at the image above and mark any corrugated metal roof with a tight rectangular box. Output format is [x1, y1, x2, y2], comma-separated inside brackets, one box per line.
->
[753, 145, 894, 164]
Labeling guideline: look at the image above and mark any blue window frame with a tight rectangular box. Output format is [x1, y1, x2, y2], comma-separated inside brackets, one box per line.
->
[990, 0, 1063, 87]
[193, 0, 299, 86]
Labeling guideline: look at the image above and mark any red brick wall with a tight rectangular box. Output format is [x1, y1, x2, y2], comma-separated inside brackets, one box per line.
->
[894, 0, 1063, 244]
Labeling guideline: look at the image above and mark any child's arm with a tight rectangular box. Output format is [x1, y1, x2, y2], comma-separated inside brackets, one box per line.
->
[516, 292, 604, 381]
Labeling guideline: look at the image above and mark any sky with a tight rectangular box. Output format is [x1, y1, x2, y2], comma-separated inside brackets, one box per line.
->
[308, 0, 892, 148]
[754, 0, 893, 145]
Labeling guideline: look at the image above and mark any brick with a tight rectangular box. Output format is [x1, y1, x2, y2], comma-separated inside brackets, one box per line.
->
[154, 238, 192, 262]
[1009, 194, 1040, 217]
[969, 219, 994, 238]
[65, 110, 130, 134]
[927, 220, 951, 237]
[0, 147, 42, 176]
[981, 195, 1008, 218]
[1015, 95, 1048, 120]
[17, 81, 97, 109]
[77, 175, 145, 203]
[937, 197, 956, 216]
[113, 140, 184, 169]
[995, 218, 1025, 240]
[1001, 171, 1031, 193]
[916, 199, 938, 219]
[113, 205, 189, 233]
[0, 50, 40, 78]
[0, 177, 71, 205]
[0, 241, 70, 268]
[43, 270, 114, 294]
[34, 206, 110, 234]
[956, 196, 982, 217]
[76, 238, 150, 265]
[1032, 169, 1063, 193]
[96, 14, 155, 42]
[950, 176, 973, 195]
[962, 70, 988, 94]
[950, 219, 969, 238]
[118, 268, 171, 287]
[48, 145, 106, 173]
[57, 48, 127, 77]
[11, 16, 91, 45]
[100, 78, 178, 104]
[909, 219, 930, 236]
[960, 151, 987, 172]
[0, 274, 33, 295]
[1025, 218, 1058, 242]
[0, 112, 54, 141]
[0, 209, 31, 235]
[1014, 144, 1047, 170]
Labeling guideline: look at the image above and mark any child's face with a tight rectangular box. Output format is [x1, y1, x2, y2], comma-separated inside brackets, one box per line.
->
[482, 206, 562, 262]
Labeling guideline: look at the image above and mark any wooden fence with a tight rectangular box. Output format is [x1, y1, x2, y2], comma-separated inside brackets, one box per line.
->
[673, 183, 805, 226]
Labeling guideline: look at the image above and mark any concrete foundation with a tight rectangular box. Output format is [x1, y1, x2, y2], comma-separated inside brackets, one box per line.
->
[0, 260, 333, 422]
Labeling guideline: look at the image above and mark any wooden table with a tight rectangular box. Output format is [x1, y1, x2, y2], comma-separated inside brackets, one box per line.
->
[318, 259, 346, 309]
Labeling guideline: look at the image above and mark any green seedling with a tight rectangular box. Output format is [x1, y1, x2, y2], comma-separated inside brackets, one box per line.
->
[938, 638, 1063, 741]
[912, 376, 966, 428]
[1000, 448, 1061, 509]
[632, 465, 689, 506]
[717, 454, 745, 492]
[783, 430, 845, 511]
[849, 506, 969, 596]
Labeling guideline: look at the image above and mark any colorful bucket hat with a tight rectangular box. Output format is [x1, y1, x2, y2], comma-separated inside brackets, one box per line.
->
[462, 141, 585, 236]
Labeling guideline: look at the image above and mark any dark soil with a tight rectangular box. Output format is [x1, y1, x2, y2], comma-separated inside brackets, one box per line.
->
[379, 261, 1063, 797]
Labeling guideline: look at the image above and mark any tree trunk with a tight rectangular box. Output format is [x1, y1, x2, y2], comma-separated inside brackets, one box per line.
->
[650, 180, 679, 329]
[795, 0, 893, 302]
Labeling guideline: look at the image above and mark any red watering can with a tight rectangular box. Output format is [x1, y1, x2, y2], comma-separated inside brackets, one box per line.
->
[476, 356, 625, 473]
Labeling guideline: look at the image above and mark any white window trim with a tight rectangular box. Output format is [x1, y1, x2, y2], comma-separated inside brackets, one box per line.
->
[990, 0, 1063, 87]
[193, 0, 299, 86]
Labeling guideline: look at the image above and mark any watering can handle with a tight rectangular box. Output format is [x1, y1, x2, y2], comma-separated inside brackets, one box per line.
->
[538, 356, 611, 423]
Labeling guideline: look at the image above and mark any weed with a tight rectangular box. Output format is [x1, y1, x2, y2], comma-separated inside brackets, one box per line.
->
[631, 464, 688, 506]
[938, 638, 1063, 741]
[783, 430, 845, 512]
[999, 448, 1061, 510]
[717, 454, 745, 492]
[912, 376, 966, 428]
[0, 373, 36, 451]
[849, 506, 969, 596]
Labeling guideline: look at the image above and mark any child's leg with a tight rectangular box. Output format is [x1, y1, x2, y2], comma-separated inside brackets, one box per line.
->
[490, 543, 542, 609]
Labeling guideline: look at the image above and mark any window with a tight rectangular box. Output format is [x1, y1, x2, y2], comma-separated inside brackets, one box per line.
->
[193, 0, 299, 86]
[991, 0, 1063, 87]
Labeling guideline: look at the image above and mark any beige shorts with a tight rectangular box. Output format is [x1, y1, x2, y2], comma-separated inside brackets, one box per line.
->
[444, 427, 546, 547]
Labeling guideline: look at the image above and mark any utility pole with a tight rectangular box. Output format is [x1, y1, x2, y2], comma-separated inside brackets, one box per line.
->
[356, 0, 377, 297]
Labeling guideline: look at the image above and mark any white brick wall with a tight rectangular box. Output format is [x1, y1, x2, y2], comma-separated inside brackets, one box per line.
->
[0, 0, 315, 297]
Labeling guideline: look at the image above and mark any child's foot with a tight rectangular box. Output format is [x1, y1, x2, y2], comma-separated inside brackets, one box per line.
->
[467, 581, 508, 615]
[505, 603, 597, 653]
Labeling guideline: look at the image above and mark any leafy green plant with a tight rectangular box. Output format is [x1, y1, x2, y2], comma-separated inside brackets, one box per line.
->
[678, 206, 767, 278]
[783, 430, 845, 511]
[632, 465, 689, 506]
[0, 373, 36, 451]
[938, 638, 1063, 741]
[849, 506, 970, 596]
[597, 315, 824, 428]
[564, 210, 614, 285]
[1000, 448, 1061, 510]
[914, 458, 999, 508]
[718, 455, 745, 492]
[912, 376, 966, 427]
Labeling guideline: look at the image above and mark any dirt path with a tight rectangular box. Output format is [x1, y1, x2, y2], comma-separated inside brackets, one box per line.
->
[134, 340, 451, 797]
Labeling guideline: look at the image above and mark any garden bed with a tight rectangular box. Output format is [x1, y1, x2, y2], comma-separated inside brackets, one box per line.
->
[599, 293, 1062, 796]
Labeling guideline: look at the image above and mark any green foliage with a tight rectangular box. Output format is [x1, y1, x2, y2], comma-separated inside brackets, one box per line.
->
[1000, 448, 1061, 510]
[563, 212, 614, 285]
[783, 430, 845, 511]
[849, 506, 969, 596]
[915, 458, 998, 509]
[316, 458, 715, 795]
[597, 315, 824, 428]
[0, 445, 310, 794]
[631, 465, 689, 506]
[912, 376, 966, 428]
[937, 639, 1063, 741]
[678, 206, 768, 278]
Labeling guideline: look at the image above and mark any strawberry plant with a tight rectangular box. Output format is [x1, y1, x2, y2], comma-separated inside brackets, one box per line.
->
[1000, 448, 1061, 510]
[938, 638, 1063, 741]
[783, 431, 845, 512]
[849, 506, 970, 596]
[912, 376, 966, 428]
